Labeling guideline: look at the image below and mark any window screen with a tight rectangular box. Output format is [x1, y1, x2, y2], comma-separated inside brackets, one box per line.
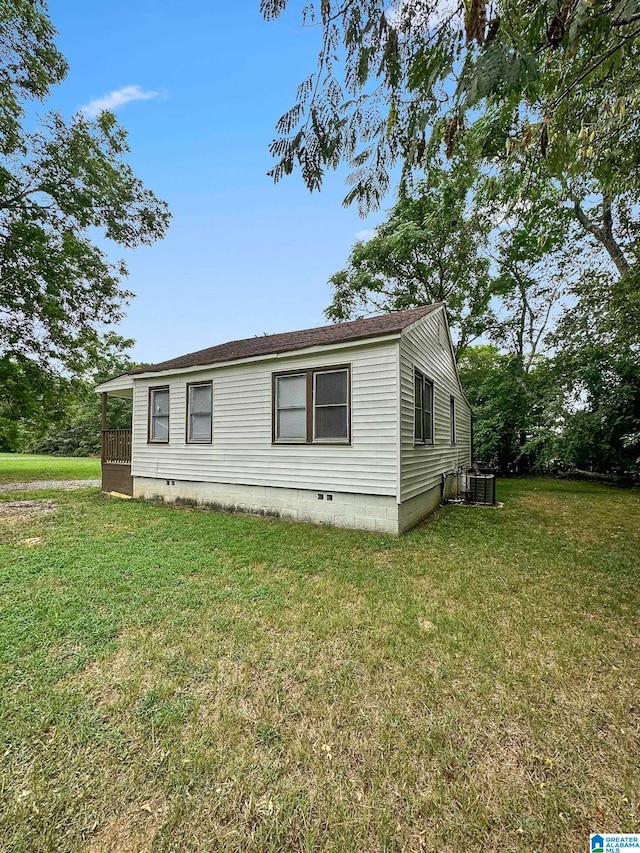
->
[275, 374, 307, 440]
[150, 387, 169, 442]
[450, 396, 456, 444]
[414, 372, 424, 441]
[187, 383, 212, 443]
[314, 369, 348, 440]
[414, 370, 433, 443]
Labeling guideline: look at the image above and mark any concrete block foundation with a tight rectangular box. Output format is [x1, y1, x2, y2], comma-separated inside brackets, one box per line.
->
[133, 477, 442, 535]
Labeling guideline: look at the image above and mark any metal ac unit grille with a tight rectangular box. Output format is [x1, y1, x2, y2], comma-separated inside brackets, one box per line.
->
[468, 473, 496, 506]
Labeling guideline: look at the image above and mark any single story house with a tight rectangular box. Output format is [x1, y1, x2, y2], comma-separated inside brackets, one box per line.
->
[96, 303, 472, 534]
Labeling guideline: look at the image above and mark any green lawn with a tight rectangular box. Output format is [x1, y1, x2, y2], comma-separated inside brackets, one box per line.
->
[0, 453, 100, 484]
[0, 476, 638, 852]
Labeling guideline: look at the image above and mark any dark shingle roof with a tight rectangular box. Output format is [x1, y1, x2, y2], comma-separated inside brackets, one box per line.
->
[131, 303, 443, 375]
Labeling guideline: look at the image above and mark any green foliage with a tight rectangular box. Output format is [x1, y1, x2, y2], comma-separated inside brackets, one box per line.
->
[28, 336, 140, 457]
[2, 335, 138, 456]
[263, 0, 640, 218]
[549, 278, 640, 477]
[0, 109, 169, 376]
[327, 164, 493, 348]
[458, 345, 549, 473]
[0, 1, 169, 440]
[328, 142, 638, 479]
[0, 360, 65, 451]
[0, 0, 67, 154]
[459, 335, 640, 479]
[30, 384, 131, 458]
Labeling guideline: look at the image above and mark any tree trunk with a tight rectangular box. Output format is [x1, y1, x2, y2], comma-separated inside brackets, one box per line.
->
[573, 196, 630, 277]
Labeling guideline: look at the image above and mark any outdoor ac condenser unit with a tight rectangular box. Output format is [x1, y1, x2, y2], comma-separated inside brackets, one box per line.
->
[467, 472, 496, 506]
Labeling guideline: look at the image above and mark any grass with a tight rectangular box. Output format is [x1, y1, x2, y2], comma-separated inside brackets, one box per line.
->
[0, 453, 100, 484]
[0, 474, 638, 851]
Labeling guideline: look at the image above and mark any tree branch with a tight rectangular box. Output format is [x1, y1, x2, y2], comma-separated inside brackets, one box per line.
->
[572, 195, 630, 276]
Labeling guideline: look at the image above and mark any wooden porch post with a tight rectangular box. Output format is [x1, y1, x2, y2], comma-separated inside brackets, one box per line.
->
[101, 393, 107, 464]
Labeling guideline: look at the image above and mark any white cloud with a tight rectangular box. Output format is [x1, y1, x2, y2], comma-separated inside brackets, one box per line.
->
[355, 228, 376, 241]
[81, 85, 159, 118]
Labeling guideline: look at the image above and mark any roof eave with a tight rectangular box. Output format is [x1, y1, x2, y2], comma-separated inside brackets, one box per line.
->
[117, 332, 403, 383]
[94, 373, 135, 395]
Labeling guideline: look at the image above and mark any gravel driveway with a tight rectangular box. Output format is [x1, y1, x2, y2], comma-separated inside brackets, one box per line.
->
[0, 478, 101, 493]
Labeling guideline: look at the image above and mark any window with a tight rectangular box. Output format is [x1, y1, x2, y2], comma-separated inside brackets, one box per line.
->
[187, 382, 212, 443]
[149, 386, 169, 443]
[450, 395, 456, 444]
[314, 369, 349, 441]
[414, 369, 433, 444]
[275, 373, 307, 441]
[273, 366, 350, 444]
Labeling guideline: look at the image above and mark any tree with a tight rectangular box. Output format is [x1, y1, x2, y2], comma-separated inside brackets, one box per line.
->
[0, 0, 67, 153]
[262, 0, 640, 217]
[458, 345, 533, 472]
[488, 193, 573, 369]
[0, 1, 169, 428]
[28, 336, 142, 457]
[0, 359, 64, 451]
[547, 268, 640, 477]
[327, 163, 493, 348]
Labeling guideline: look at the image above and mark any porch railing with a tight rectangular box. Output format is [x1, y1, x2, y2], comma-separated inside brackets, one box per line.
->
[102, 429, 132, 464]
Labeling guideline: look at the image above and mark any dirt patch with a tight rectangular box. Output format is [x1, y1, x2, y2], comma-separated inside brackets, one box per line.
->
[83, 793, 167, 853]
[0, 500, 55, 523]
[61, 627, 167, 708]
[0, 478, 100, 493]
[17, 536, 43, 547]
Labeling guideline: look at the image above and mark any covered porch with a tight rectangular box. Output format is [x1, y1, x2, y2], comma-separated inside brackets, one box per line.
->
[99, 380, 134, 496]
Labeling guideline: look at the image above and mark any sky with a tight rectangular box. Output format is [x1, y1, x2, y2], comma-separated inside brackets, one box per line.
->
[46, 0, 387, 364]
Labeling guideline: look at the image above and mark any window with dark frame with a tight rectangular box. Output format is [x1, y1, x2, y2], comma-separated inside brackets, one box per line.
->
[149, 386, 169, 443]
[450, 395, 456, 444]
[274, 373, 307, 442]
[414, 369, 433, 444]
[273, 366, 350, 444]
[314, 369, 349, 441]
[187, 382, 213, 444]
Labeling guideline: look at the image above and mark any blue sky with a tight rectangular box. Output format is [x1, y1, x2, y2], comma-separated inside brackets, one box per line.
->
[46, 0, 386, 364]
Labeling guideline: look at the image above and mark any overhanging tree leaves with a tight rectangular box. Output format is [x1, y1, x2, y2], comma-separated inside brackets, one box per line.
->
[262, 0, 640, 216]
[264, 0, 640, 478]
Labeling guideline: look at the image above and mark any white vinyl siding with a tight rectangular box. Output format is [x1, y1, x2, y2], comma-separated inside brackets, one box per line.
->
[128, 311, 469, 508]
[130, 341, 398, 497]
[399, 309, 472, 502]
